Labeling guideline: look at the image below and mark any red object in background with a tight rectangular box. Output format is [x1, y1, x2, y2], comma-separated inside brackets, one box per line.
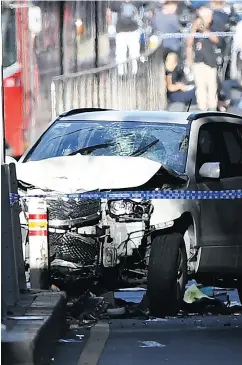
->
[3, 65, 23, 157]
[2, 1, 39, 158]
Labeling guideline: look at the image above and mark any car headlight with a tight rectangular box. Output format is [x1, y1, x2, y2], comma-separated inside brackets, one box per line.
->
[109, 200, 134, 216]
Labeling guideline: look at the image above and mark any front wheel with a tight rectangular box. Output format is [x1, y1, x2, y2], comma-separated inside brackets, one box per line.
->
[237, 279, 242, 304]
[147, 233, 187, 317]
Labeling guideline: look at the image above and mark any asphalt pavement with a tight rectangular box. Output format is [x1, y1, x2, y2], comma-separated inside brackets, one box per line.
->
[49, 288, 242, 365]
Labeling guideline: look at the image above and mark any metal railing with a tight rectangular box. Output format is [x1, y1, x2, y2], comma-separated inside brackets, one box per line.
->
[51, 45, 167, 118]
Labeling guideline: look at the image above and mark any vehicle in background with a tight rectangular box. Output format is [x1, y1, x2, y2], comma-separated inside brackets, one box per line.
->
[9, 109, 242, 317]
[2, 1, 40, 159]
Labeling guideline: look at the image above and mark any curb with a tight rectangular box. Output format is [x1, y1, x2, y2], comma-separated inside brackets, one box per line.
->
[2, 291, 67, 365]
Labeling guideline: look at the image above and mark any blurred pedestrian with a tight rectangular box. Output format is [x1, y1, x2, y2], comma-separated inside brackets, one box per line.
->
[151, 1, 181, 60]
[186, 6, 219, 111]
[165, 52, 196, 105]
[230, 18, 242, 92]
[210, 1, 229, 31]
[106, 1, 144, 76]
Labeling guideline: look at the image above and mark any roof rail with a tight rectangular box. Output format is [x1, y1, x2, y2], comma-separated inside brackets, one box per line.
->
[58, 108, 113, 118]
[187, 111, 242, 121]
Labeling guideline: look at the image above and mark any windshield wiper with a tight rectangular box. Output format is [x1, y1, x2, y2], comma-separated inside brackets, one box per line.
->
[68, 141, 116, 156]
[46, 127, 95, 144]
[130, 139, 160, 157]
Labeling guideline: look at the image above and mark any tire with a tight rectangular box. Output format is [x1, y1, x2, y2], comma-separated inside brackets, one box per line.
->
[147, 233, 187, 317]
[237, 279, 242, 304]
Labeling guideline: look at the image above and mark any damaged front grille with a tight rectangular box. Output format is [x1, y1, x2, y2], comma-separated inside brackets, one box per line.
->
[48, 198, 101, 228]
[49, 232, 98, 265]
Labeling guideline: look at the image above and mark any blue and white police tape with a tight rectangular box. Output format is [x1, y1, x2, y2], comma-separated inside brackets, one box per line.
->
[156, 31, 235, 39]
[9, 190, 242, 206]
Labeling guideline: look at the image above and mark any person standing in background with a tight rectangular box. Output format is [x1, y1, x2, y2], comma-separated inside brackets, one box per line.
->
[210, 0, 229, 32]
[209, 1, 232, 111]
[186, 6, 219, 111]
[151, 1, 181, 60]
[106, 1, 144, 76]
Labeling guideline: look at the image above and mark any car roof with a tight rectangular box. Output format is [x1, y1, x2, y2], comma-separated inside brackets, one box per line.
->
[59, 110, 192, 124]
[58, 110, 242, 124]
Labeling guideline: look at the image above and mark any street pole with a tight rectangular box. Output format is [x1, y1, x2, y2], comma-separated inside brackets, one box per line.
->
[94, 0, 99, 69]
[29, 27, 36, 145]
[0, 0, 5, 164]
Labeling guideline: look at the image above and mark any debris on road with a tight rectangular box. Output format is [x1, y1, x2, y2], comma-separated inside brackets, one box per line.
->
[183, 284, 214, 304]
[139, 341, 166, 348]
[106, 307, 126, 317]
[58, 339, 83, 343]
[76, 334, 85, 339]
[182, 283, 242, 316]
[51, 284, 60, 292]
[145, 318, 168, 322]
[64, 281, 242, 331]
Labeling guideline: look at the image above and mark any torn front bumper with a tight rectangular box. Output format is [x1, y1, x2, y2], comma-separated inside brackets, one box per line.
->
[47, 198, 101, 267]
[20, 192, 102, 270]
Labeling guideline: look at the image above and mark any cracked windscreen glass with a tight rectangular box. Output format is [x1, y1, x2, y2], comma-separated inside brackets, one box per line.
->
[26, 121, 190, 173]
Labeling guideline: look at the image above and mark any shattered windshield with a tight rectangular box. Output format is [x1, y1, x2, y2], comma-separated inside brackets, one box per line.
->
[26, 121, 190, 173]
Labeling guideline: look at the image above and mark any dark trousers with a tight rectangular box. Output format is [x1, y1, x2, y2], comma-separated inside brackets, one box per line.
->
[167, 88, 196, 105]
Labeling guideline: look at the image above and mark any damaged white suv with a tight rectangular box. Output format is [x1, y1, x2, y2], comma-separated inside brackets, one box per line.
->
[13, 109, 242, 317]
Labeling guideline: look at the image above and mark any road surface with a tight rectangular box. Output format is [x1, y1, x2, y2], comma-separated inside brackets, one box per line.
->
[50, 289, 242, 365]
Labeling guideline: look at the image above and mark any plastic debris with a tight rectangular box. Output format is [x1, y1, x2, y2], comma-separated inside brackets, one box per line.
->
[106, 307, 126, 317]
[116, 288, 146, 292]
[65, 283, 242, 326]
[51, 284, 60, 292]
[214, 292, 230, 304]
[230, 301, 242, 308]
[76, 334, 85, 339]
[59, 339, 83, 343]
[7, 316, 46, 320]
[183, 284, 213, 304]
[183, 284, 230, 315]
[199, 286, 214, 297]
[70, 323, 80, 330]
[114, 290, 145, 304]
[139, 341, 166, 348]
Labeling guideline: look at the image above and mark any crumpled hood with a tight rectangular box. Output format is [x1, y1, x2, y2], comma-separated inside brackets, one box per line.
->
[16, 155, 163, 193]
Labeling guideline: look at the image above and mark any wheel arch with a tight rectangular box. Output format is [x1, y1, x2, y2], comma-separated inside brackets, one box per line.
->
[151, 211, 200, 253]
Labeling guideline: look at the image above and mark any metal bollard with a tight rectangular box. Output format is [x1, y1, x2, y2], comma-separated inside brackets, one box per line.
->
[7, 163, 26, 292]
[28, 198, 49, 289]
[1, 165, 19, 306]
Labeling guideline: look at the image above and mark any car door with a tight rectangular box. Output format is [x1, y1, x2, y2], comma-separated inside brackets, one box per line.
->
[196, 121, 242, 248]
[218, 122, 242, 247]
[195, 122, 227, 248]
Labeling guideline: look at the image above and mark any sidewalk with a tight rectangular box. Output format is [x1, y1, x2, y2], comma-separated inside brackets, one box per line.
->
[2, 290, 66, 365]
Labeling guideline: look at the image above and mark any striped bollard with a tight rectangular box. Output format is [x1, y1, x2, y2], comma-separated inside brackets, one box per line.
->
[28, 198, 49, 289]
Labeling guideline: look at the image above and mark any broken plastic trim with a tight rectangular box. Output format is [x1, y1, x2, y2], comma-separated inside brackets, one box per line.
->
[48, 212, 101, 229]
[152, 221, 174, 230]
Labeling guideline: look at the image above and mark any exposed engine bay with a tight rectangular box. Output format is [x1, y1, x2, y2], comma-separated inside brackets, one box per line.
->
[16, 155, 188, 289]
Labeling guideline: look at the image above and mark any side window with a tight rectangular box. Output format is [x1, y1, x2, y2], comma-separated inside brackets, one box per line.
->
[196, 125, 221, 174]
[222, 125, 242, 177]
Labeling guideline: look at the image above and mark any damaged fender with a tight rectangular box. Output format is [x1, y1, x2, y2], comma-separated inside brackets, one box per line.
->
[150, 199, 184, 229]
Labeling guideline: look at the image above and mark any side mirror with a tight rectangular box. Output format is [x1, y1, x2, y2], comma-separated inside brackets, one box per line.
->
[199, 162, 220, 179]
